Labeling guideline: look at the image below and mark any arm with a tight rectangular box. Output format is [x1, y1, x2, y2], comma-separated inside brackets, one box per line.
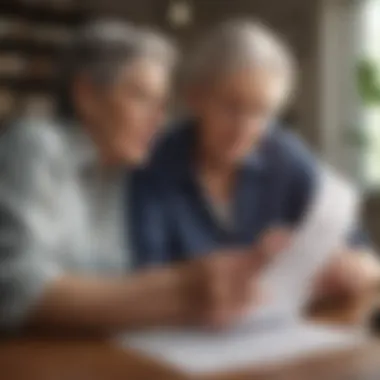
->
[27, 268, 191, 332]
[30, 244, 284, 332]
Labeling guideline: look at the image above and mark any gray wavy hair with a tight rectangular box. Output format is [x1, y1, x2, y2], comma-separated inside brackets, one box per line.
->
[183, 19, 296, 103]
[58, 20, 177, 119]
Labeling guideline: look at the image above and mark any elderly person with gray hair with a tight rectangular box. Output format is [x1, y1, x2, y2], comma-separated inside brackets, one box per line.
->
[133, 19, 380, 303]
[0, 20, 279, 332]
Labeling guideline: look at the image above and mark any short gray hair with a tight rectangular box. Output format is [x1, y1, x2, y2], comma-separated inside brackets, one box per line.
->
[183, 19, 295, 101]
[58, 20, 177, 118]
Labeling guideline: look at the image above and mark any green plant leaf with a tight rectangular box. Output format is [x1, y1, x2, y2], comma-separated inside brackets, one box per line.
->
[357, 58, 380, 105]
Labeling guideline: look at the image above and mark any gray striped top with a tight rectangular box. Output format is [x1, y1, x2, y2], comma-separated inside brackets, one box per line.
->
[0, 119, 130, 328]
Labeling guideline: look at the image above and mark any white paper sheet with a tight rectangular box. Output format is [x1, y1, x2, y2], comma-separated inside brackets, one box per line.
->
[121, 323, 364, 373]
[249, 167, 359, 322]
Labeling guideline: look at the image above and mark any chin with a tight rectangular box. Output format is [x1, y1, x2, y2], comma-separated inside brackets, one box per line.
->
[228, 149, 253, 164]
[217, 152, 244, 166]
[123, 149, 150, 168]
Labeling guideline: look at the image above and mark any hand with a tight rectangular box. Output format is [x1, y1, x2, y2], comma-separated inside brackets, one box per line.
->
[258, 226, 293, 261]
[313, 248, 380, 300]
[181, 249, 263, 328]
[181, 230, 292, 329]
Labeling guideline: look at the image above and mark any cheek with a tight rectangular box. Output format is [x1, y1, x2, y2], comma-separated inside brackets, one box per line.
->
[124, 101, 162, 131]
[203, 108, 235, 141]
[202, 122, 240, 156]
[101, 100, 138, 150]
[118, 105, 162, 154]
[118, 101, 139, 125]
[110, 101, 143, 137]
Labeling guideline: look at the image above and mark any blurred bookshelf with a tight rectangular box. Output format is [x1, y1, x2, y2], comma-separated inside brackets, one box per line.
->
[0, 0, 88, 122]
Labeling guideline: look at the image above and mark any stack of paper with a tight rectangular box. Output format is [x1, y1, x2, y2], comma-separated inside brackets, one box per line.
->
[121, 323, 363, 373]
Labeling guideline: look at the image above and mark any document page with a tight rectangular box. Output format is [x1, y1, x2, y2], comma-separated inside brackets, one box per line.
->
[250, 167, 359, 322]
[121, 322, 364, 374]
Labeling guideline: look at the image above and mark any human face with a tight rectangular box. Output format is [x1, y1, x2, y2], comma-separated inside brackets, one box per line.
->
[191, 66, 286, 166]
[79, 59, 170, 166]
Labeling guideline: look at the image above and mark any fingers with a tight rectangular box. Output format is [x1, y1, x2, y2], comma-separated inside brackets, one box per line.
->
[203, 279, 262, 329]
[313, 249, 380, 300]
[244, 227, 294, 275]
[260, 226, 293, 255]
[188, 233, 293, 329]
[339, 252, 380, 294]
[198, 254, 268, 328]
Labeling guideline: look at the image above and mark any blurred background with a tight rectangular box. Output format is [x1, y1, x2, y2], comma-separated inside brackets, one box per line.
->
[0, 0, 379, 247]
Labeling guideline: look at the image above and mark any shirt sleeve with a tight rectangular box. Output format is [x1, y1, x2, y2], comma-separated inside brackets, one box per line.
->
[286, 138, 318, 225]
[0, 122, 65, 329]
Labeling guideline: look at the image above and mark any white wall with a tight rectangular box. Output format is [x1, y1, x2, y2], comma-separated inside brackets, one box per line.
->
[318, 0, 362, 180]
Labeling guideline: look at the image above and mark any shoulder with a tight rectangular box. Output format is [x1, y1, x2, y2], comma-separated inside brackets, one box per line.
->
[138, 119, 193, 179]
[0, 118, 69, 165]
[263, 127, 317, 177]
[0, 119, 72, 200]
[131, 120, 192, 200]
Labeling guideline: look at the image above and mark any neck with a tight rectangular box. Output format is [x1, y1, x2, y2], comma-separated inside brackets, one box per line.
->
[196, 137, 237, 177]
[196, 141, 237, 203]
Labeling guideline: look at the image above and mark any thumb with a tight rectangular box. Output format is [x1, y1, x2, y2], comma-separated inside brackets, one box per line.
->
[260, 227, 293, 255]
[246, 227, 294, 273]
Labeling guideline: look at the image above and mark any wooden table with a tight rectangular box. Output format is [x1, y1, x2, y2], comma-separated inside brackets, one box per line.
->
[1, 295, 379, 380]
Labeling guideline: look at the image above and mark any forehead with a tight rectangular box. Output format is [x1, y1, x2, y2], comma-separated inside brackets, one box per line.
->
[213, 66, 282, 95]
[204, 65, 287, 110]
[116, 59, 170, 89]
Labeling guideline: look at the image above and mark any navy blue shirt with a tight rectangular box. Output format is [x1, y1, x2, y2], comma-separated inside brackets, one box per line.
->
[130, 120, 366, 267]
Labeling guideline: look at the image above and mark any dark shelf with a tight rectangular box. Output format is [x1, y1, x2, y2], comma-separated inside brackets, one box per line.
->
[0, 77, 57, 93]
[0, 1, 86, 25]
[0, 1, 99, 117]
[0, 39, 66, 57]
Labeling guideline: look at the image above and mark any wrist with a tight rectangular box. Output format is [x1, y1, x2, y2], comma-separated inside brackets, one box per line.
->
[136, 264, 198, 326]
[172, 262, 201, 325]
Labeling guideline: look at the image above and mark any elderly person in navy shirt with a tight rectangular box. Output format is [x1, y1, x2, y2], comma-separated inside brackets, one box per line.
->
[132, 20, 380, 300]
